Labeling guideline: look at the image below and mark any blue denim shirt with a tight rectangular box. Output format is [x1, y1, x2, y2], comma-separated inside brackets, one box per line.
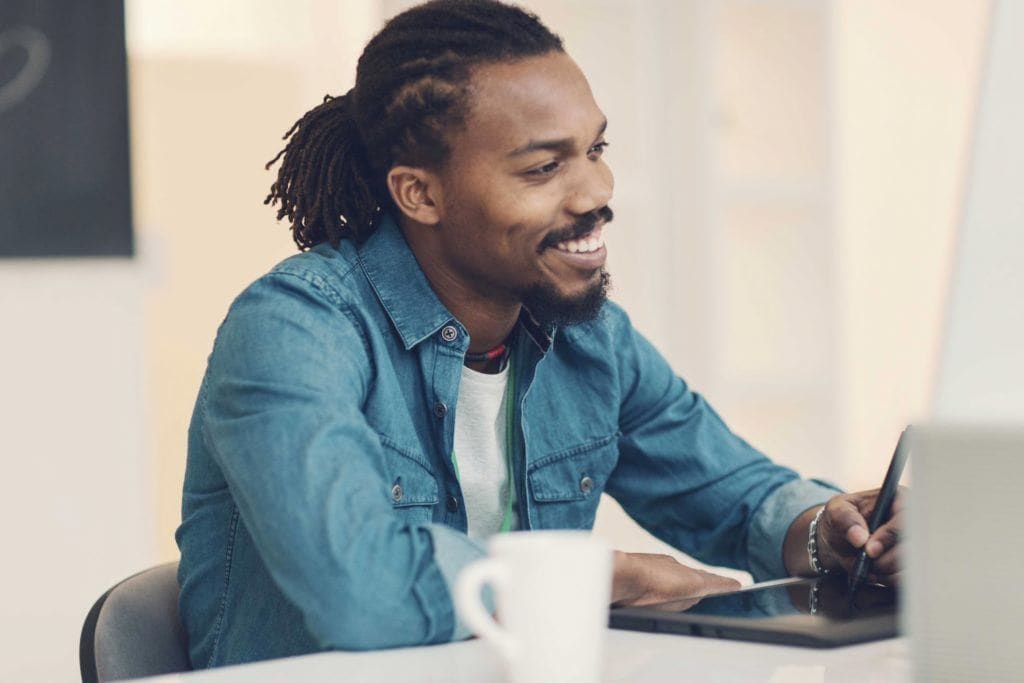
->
[176, 214, 839, 668]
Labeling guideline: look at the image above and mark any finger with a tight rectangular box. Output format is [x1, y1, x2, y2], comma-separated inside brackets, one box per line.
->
[649, 597, 703, 612]
[827, 500, 871, 549]
[698, 571, 742, 595]
[857, 485, 908, 521]
[871, 546, 900, 575]
[851, 488, 882, 517]
[865, 511, 902, 558]
[865, 570, 900, 588]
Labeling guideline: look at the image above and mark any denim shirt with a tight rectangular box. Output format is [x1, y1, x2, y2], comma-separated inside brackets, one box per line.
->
[176, 214, 839, 668]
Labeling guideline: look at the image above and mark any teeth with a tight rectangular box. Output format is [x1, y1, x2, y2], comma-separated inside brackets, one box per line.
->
[553, 227, 605, 255]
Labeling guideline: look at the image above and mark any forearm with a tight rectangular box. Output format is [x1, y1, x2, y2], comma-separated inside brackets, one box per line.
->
[611, 551, 644, 604]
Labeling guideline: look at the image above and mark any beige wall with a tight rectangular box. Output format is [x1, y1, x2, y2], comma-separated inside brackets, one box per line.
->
[130, 0, 993, 558]
[133, 58, 307, 560]
[137, 0, 992, 560]
[834, 0, 991, 488]
[128, 1, 380, 560]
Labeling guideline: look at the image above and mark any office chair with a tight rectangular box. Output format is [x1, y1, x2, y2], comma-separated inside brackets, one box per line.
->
[80, 562, 192, 682]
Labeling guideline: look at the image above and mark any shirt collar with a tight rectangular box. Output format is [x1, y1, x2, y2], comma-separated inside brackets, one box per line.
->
[358, 213, 556, 353]
[518, 306, 555, 353]
[357, 214, 454, 350]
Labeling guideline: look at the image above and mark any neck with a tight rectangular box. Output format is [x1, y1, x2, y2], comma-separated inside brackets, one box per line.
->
[401, 220, 520, 361]
[435, 277, 520, 374]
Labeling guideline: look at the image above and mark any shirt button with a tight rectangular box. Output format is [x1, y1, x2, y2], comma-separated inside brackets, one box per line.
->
[391, 483, 404, 503]
[440, 325, 459, 343]
[433, 402, 448, 419]
[446, 494, 459, 513]
[580, 476, 594, 494]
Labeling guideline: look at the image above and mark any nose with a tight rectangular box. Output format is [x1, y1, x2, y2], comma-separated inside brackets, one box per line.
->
[565, 158, 614, 217]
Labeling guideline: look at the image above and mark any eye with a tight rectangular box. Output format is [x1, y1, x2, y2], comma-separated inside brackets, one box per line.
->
[527, 160, 561, 177]
[588, 141, 610, 158]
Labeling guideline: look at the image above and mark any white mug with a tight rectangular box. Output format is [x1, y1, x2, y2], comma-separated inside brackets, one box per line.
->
[455, 530, 613, 683]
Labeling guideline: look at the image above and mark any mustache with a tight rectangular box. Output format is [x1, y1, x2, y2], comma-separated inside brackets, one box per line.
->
[538, 206, 614, 252]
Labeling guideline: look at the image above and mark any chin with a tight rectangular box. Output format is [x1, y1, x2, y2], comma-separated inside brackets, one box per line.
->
[521, 269, 610, 328]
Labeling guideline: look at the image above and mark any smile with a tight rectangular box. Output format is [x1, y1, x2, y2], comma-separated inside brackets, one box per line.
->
[546, 226, 607, 272]
[553, 226, 604, 254]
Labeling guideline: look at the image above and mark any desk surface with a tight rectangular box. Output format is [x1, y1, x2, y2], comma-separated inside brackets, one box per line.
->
[140, 630, 909, 682]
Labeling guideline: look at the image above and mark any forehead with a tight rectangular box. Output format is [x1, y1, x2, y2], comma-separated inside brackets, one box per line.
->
[454, 51, 604, 158]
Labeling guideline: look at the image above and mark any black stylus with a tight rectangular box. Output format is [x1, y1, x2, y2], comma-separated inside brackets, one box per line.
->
[848, 426, 911, 595]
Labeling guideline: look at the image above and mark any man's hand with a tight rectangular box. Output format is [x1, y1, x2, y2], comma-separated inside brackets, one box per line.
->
[611, 551, 741, 609]
[815, 487, 906, 584]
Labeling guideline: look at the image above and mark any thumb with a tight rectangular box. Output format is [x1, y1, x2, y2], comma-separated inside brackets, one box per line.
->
[827, 498, 871, 550]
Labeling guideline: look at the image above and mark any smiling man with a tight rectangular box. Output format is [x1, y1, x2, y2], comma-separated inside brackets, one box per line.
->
[176, 0, 901, 668]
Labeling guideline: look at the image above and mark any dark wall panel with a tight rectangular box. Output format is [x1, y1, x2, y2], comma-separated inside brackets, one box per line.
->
[0, 0, 133, 257]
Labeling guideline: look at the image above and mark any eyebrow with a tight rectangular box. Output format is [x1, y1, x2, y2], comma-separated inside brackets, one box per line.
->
[507, 118, 608, 157]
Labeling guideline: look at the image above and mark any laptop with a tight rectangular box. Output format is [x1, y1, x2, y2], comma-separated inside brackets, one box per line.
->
[906, 424, 1024, 680]
[609, 575, 898, 648]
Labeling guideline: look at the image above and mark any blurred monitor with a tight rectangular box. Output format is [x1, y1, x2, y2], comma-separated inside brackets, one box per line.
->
[907, 425, 1024, 682]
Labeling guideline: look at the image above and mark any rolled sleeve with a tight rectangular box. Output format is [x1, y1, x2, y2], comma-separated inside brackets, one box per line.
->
[425, 525, 488, 641]
[606, 303, 844, 576]
[745, 478, 843, 581]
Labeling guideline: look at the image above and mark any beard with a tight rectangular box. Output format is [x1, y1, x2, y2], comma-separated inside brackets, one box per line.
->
[523, 204, 613, 327]
[522, 268, 611, 328]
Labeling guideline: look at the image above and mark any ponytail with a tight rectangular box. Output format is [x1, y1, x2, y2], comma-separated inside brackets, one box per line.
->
[264, 90, 382, 249]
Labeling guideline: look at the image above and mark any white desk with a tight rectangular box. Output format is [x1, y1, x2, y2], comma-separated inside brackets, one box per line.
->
[140, 630, 909, 682]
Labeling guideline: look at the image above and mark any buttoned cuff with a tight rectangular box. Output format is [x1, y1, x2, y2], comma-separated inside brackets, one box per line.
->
[425, 525, 488, 641]
[746, 478, 843, 581]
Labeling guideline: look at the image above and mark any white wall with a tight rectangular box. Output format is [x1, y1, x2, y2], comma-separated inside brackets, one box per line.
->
[0, 263, 155, 681]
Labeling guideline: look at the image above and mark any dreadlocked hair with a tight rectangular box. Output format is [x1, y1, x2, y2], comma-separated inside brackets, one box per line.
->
[264, 0, 564, 250]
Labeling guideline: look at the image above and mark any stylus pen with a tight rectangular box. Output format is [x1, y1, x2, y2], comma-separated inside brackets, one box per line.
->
[848, 426, 911, 595]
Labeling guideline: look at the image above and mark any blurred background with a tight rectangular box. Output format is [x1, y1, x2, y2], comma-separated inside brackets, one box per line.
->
[0, 0, 993, 679]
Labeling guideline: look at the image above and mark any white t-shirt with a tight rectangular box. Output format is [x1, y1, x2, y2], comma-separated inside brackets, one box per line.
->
[453, 363, 515, 540]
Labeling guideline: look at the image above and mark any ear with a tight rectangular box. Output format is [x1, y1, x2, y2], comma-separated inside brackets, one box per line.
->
[386, 165, 442, 225]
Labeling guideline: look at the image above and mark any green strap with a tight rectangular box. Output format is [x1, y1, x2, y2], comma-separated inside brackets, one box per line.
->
[449, 358, 518, 533]
[449, 448, 461, 482]
[500, 358, 517, 533]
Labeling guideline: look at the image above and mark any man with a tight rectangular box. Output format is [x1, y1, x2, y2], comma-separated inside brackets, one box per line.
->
[177, 0, 901, 668]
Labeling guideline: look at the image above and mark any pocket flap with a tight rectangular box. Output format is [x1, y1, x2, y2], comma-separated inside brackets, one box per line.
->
[379, 435, 439, 507]
[528, 435, 618, 503]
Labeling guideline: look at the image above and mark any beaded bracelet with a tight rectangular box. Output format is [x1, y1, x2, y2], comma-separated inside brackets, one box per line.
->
[807, 506, 834, 576]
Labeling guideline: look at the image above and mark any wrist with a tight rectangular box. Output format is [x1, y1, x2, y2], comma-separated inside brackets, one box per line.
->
[783, 505, 821, 577]
[611, 551, 640, 605]
[807, 505, 836, 575]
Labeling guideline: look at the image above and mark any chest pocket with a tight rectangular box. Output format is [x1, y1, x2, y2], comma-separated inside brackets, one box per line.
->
[527, 433, 619, 530]
[379, 435, 439, 525]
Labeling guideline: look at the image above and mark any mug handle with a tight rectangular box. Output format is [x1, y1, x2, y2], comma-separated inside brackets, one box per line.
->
[454, 558, 518, 662]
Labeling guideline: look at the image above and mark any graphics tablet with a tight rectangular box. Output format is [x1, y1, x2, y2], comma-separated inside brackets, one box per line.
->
[609, 575, 898, 648]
